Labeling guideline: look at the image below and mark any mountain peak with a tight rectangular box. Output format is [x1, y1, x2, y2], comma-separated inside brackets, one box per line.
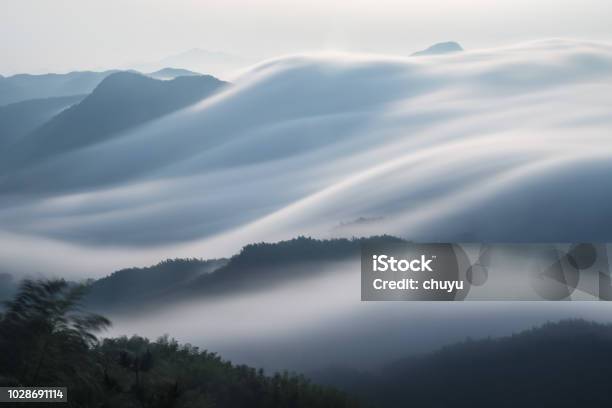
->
[93, 71, 153, 91]
[4, 71, 228, 167]
[135, 49, 247, 79]
[412, 41, 463, 56]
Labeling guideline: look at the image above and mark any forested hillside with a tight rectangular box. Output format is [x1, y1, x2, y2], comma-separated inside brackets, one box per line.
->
[316, 319, 612, 407]
[0, 279, 360, 408]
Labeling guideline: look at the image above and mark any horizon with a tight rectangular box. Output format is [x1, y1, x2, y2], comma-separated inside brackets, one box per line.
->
[3, 37, 610, 80]
[2, 0, 612, 76]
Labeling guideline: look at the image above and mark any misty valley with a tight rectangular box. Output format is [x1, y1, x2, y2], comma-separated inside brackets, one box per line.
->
[4, 238, 612, 406]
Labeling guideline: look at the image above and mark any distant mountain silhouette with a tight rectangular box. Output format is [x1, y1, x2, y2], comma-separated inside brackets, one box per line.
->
[316, 319, 612, 407]
[0, 71, 116, 106]
[137, 48, 247, 78]
[412, 41, 463, 56]
[0, 67, 213, 106]
[0, 95, 84, 145]
[4, 71, 228, 168]
[85, 258, 227, 310]
[147, 67, 202, 80]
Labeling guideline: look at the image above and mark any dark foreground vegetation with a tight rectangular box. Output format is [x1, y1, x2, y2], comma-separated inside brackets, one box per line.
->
[0, 279, 359, 407]
[5, 255, 612, 407]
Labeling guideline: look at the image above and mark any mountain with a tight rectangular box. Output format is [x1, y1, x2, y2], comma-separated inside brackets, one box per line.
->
[160, 235, 402, 297]
[3, 71, 228, 169]
[85, 258, 227, 310]
[0, 278, 360, 408]
[316, 319, 612, 407]
[136, 48, 248, 78]
[0, 67, 213, 106]
[412, 41, 463, 56]
[147, 67, 202, 80]
[85, 236, 402, 312]
[0, 70, 115, 106]
[0, 95, 84, 145]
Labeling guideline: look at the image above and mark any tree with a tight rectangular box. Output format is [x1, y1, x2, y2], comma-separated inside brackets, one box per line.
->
[0, 279, 360, 407]
[0, 279, 110, 392]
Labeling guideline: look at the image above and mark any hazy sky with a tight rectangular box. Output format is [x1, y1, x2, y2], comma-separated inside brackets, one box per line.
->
[1, 0, 611, 75]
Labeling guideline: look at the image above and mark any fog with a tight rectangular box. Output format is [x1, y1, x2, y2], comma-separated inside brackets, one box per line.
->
[104, 259, 612, 372]
[3, 39, 612, 373]
[2, 39, 612, 278]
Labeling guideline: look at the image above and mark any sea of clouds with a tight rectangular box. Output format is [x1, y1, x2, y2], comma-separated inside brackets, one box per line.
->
[1, 39, 612, 278]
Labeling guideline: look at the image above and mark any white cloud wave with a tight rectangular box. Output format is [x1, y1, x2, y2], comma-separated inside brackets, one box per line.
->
[2, 39, 612, 277]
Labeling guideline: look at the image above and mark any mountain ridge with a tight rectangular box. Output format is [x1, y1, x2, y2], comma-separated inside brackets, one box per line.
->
[84, 235, 403, 312]
[2, 71, 228, 169]
[0, 70, 117, 106]
[0, 94, 84, 145]
[315, 319, 612, 407]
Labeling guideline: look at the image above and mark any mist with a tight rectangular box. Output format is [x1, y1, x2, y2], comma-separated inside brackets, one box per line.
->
[103, 258, 612, 373]
[2, 40, 612, 279]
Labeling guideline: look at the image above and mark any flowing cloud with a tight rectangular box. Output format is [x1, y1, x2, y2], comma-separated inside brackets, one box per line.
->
[2, 39, 612, 277]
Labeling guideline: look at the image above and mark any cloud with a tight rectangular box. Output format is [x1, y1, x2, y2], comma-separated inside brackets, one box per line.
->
[2, 39, 612, 277]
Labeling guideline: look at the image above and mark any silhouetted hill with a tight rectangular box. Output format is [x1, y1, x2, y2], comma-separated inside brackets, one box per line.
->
[162, 236, 404, 298]
[0, 70, 115, 106]
[316, 319, 612, 407]
[0, 95, 84, 145]
[412, 41, 463, 56]
[85, 258, 227, 310]
[86, 236, 404, 312]
[4, 71, 228, 168]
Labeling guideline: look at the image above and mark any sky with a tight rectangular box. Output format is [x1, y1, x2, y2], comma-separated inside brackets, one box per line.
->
[1, 0, 611, 75]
